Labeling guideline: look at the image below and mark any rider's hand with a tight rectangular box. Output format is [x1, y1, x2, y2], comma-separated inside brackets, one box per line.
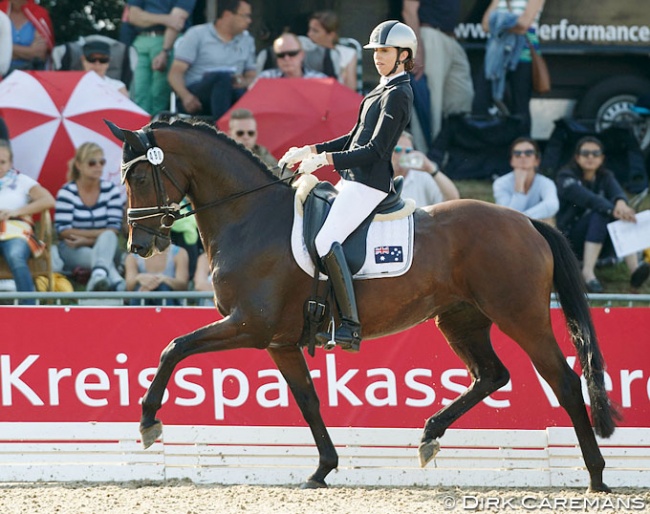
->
[279, 145, 313, 169]
[298, 152, 328, 174]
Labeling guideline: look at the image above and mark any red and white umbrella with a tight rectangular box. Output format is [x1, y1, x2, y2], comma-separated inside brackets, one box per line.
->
[0, 70, 149, 196]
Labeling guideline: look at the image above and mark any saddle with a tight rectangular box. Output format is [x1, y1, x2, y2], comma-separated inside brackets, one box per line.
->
[302, 176, 405, 274]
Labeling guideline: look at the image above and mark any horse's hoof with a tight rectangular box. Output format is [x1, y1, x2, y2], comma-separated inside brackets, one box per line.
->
[300, 479, 328, 489]
[140, 420, 163, 449]
[587, 483, 611, 494]
[418, 439, 440, 468]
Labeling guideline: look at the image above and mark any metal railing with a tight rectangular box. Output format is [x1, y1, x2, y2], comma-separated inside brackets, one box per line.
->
[0, 291, 214, 306]
[1, 291, 650, 307]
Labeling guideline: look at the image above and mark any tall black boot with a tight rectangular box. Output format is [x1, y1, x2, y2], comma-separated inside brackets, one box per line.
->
[315, 242, 362, 352]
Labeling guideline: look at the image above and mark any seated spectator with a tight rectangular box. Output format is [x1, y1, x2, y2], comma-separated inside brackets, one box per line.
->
[228, 108, 293, 181]
[124, 243, 189, 305]
[556, 136, 650, 293]
[304, 10, 358, 91]
[54, 142, 126, 292]
[0, 139, 55, 304]
[0, 116, 8, 139]
[392, 131, 459, 208]
[0, 10, 11, 76]
[81, 40, 128, 96]
[127, 0, 195, 116]
[254, 32, 327, 83]
[0, 0, 54, 73]
[492, 137, 558, 223]
[193, 251, 214, 306]
[168, 0, 256, 119]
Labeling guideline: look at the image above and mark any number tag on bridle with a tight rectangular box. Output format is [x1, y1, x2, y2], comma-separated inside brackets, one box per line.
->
[147, 147, 164, 165]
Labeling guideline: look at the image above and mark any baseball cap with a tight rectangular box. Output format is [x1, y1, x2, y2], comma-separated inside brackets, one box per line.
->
[83, 40, 111, 58]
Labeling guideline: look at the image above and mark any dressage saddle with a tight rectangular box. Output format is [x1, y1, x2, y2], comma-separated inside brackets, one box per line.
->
[303, 176, 405, 275]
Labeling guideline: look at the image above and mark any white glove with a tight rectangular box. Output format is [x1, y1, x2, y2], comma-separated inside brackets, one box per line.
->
[298, 152, 329, 175]
[278, 145, 313, 169]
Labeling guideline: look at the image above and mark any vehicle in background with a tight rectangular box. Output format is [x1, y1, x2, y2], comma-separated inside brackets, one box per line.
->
[458, 0, 650, 147]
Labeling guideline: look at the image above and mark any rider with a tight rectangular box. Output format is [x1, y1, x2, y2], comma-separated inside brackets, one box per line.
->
[279, 20, 417, 352]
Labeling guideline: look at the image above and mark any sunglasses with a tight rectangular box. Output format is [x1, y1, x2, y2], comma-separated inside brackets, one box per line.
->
[394, 146, 413, 154]
[86, 56, 110, 64]
[578, 149, 603, 158]
[512, 149, 536, 157]
[88, 158, 107, 166]
[235, 130, 256, 137]
[276, 50, 301, 59]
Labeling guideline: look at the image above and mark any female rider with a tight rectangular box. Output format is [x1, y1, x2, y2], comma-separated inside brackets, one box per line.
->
[279, 20, 417, 352]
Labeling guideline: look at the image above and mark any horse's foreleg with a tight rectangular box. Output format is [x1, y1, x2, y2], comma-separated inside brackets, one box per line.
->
[266, 344, 338, 489]
[140, 316, 255, 448]
[420, 305, 509, 466]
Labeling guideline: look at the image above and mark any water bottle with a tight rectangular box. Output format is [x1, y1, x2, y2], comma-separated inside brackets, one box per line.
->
[399, 152, 424, 169]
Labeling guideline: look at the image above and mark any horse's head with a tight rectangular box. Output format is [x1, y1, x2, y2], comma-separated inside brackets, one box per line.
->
[105, 119, 187, 257]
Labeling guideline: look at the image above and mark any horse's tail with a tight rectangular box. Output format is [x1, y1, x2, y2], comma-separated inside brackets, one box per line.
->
[531, 219, 620, 438]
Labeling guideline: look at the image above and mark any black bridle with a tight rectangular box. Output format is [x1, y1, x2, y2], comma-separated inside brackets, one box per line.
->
[121, 128, 293, 241]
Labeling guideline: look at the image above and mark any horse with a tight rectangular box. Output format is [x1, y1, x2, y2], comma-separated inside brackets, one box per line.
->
[107, 118, 618, 492]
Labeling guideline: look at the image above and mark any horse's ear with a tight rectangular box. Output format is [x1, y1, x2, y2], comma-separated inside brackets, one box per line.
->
[104, 119, 126, 142]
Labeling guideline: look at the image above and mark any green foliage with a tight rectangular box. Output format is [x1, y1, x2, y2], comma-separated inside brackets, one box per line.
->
[40, 0, 125, 44]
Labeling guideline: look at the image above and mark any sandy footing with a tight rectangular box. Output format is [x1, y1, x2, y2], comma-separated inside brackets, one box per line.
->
[0, 481, 648, 514]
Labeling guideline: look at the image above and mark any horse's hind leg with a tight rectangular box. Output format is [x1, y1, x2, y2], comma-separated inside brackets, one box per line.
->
[507, 329, 608, 492]
[266, 344, 338, 489]
[420, 303, 510, 466]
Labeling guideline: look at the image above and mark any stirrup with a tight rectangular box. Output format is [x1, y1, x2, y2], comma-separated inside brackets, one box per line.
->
[321, 317, 337, 351]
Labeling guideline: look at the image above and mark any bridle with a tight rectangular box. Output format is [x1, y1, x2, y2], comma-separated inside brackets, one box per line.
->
[121, 127, 293, 241]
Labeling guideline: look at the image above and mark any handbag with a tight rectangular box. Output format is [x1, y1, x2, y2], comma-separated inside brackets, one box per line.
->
[528, 41, 551, 94]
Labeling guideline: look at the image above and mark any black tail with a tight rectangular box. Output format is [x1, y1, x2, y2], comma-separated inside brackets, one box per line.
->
[531, 219, 620, 437]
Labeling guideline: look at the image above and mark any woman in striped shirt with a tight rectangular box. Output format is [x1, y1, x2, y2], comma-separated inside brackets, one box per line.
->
[54, 142, 125, 291]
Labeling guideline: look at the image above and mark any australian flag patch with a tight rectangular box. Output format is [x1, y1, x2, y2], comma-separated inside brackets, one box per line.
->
[374, 246, 403, 264]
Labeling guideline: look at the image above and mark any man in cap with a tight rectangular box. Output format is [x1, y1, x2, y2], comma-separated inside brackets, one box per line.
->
[81, 40, 128, 97]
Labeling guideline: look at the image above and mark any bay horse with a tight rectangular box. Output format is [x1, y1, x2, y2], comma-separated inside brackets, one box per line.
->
[107, 118, 617, 492]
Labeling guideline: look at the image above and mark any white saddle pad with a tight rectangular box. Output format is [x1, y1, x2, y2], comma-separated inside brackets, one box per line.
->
[290, 175, 415, 280]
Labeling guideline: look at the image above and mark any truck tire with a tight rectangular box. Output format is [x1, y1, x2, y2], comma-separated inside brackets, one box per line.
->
[575, 75, 650, 150]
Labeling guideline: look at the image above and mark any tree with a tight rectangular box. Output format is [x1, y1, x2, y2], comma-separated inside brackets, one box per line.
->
[41, 0, 125, 43]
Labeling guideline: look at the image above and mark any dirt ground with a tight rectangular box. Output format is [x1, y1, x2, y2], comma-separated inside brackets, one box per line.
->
[0, 481, 648, 514]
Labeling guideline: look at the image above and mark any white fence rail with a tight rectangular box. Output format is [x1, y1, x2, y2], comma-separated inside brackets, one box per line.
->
[0, 423, 648, 487]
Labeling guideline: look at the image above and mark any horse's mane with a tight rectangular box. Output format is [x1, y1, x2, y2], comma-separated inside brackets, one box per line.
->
[148, 118, 290, 186]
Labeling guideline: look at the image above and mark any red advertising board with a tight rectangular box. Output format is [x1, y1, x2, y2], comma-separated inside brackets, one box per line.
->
[1, 307, 648, 429]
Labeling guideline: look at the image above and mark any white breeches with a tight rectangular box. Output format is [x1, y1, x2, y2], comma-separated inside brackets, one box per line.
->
[315, 178, 389, 257]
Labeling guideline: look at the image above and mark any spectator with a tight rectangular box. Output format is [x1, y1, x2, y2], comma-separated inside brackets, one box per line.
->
[556, 136, 650, 293]
[81, 40, 129, 96]
[0, 0, 54, 73]
[193, 251, 214, 306]
[0, 9, 11, 76]
[124, 243, 189, 305]
[472, 0, 545, 135]
[304, 10, 358, 91]
[278, 20, 417, 352]
[0, 139, 55, 304]
[254, 33, 327, 83]
[492, 136, 558, 223]
[54, 142, 125, 292]
[168, 0, 255, 119]
[402, 0, 474, 150]
[0, 116, 8, 139]
[392, 131, 459, 207]
[228, 108, 293, 181]
[127, 0, 196, 116]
